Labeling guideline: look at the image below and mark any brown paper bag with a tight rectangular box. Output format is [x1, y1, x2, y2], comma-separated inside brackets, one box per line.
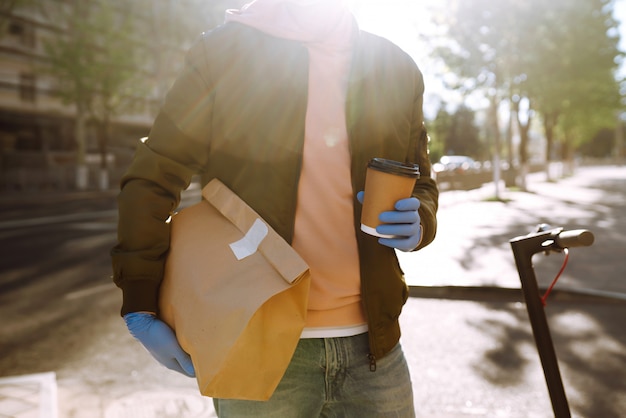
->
[159, 178, 310, 401]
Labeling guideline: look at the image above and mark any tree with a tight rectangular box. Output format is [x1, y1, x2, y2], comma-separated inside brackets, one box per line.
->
[40, 0, 244, 190]
[135, 0, 245, 103]
[429, 106, 452, 162]
[523, 0, 622, 178]
[89, 3, 145, 190]
[512, 95, 534, 190]
[445, 105, 483, 157]
[41, 1, 146, 189]
[433, 0, 622, 187]
[432, 0, 531, 198]
[579, 127, 617, 158]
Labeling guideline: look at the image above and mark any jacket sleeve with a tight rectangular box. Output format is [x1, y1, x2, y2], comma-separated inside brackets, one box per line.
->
[111, 36, 214, 316]
[409, 70, 439, 251]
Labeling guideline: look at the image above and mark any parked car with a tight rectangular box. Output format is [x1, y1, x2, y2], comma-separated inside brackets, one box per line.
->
[433, 155, 480, 174]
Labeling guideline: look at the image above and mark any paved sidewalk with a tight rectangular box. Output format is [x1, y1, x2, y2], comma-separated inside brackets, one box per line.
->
[402, 165, 626, 298]
[1, 164, 625, 417]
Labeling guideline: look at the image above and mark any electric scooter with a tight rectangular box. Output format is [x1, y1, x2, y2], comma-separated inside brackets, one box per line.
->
[510, 224, 594, 418]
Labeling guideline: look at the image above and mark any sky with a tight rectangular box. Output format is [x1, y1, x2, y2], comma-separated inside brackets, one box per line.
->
[348, 0, 434, 62]
[348, 0, 452, 117]
[349, 0, 626, 119]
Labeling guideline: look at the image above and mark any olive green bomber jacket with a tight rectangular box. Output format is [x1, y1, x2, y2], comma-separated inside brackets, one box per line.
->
[111, 23, 439, 360]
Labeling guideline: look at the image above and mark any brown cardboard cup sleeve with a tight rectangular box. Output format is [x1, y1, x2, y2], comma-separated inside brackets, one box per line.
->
[158, 179, 310, 401]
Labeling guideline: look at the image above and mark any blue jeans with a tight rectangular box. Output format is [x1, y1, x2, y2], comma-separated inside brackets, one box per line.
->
[213, 333, 415, 417]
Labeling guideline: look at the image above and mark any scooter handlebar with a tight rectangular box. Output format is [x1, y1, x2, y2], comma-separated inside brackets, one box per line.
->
[555, 229, 594, 248]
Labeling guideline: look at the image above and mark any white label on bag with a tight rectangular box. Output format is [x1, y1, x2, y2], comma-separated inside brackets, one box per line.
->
[229, 218, 269, 260]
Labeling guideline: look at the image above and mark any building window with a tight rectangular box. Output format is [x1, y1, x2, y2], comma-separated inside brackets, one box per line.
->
[20, 73, 36, 102]
[7, 20, 36, 48]
[8, 22, 24, 36]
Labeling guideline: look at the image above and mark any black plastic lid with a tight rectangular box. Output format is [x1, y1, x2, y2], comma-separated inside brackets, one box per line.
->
[367, 158, 420, 178]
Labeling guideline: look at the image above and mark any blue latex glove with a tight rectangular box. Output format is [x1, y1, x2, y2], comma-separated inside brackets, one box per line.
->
[124, 312, 195, 377]
[357, 191, 422, 252]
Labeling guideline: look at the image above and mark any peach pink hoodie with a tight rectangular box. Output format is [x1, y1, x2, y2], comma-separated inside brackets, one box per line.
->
[225, 1, 367, 332]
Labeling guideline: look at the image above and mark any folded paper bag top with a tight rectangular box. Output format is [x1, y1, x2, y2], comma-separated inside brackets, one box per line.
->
[159, 178, 310, 401]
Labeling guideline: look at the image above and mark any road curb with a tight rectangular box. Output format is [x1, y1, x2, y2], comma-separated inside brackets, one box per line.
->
[408, 285, 626, 304]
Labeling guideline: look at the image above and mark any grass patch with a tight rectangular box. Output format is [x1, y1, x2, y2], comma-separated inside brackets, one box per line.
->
[481, 195, 513, 203]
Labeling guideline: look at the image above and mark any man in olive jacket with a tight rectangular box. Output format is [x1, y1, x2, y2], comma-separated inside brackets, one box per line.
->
[113, 1, 438, 416]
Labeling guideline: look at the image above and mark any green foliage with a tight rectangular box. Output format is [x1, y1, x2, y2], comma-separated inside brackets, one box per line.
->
[35, 0, 244, 175]
[579, 127, 618, 157]
[432, 0, 623, 159]
[447, 106, 483, 157]
[428, 107, 452, 162]
[429, 104, 484, 161]
[40, 0, 247, 117]
[526, 0, 621, 144]
[41, 1, 142, 117]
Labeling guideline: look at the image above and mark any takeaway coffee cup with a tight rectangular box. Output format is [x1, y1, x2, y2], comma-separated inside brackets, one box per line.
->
[360, 158, 420, 238]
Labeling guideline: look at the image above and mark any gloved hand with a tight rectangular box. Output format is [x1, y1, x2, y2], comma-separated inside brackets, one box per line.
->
[357, 191, 422, 252]
[124, 312, 195, 377]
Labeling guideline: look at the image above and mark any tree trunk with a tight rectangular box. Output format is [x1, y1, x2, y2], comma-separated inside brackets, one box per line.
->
[615, 114, 624, 162]
[543, 111, 559, 182]
[504, 99, 516, 187]
[490, 95, 502, 199]
[561, 132, 575, 177]
[97, 117, 110, 190]
[516, 100, 532, 192]
[74, 106, 88, 190]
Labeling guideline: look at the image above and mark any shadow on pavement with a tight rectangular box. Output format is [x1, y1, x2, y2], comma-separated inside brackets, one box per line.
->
[405, 291, 626, 417]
